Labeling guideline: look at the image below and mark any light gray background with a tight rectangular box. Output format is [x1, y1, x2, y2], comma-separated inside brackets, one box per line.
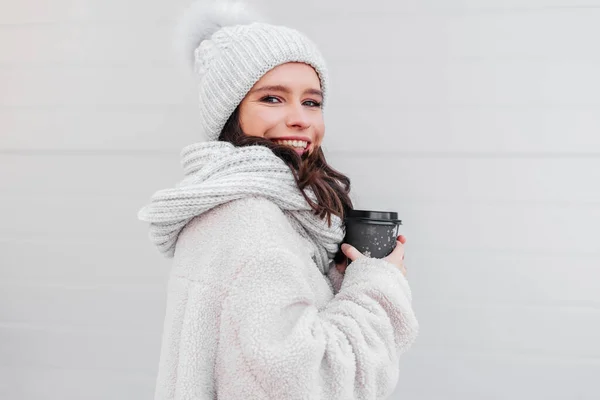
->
[1, 0, 599, 399]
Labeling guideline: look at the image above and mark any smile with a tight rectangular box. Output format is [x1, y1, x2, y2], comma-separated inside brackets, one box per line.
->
[272, 139, 308, 149]
[271, 139, 310, 155]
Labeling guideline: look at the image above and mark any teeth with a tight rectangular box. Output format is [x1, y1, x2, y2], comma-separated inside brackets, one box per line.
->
[273, 139, 308, 148]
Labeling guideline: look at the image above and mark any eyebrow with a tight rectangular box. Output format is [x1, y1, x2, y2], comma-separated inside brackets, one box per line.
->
[250, 85, 323, 98]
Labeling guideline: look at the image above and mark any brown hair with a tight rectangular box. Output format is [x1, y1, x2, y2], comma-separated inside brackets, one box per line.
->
[218, 106, 354, 227]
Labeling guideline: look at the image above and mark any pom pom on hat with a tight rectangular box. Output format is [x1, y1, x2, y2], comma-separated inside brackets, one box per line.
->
[173, 0, 266, 71]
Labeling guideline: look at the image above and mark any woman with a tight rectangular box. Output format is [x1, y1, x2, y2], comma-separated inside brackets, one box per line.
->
[138, 1, 418, 399]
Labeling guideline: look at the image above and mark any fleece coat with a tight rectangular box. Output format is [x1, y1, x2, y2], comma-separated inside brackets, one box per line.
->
[153, 196, 419, 400]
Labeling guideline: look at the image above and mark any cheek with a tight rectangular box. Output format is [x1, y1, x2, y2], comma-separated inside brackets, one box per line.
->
[240, 106, 282, 137]
[312, 115, 325, 143]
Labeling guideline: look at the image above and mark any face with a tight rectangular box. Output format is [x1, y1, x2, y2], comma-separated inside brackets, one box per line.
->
[238, 62, 325, 156]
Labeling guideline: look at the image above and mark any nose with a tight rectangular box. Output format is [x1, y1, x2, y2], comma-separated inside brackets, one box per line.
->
[285, 104, 311, 130]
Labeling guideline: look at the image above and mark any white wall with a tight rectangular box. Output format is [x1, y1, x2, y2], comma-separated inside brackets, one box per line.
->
[1, 0, 599, 399]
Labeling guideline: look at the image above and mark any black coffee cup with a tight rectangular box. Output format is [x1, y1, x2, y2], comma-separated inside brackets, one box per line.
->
[335, 209, 402, 265]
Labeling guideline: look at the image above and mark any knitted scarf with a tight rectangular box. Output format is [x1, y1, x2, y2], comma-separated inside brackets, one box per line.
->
[137, 141, 345, 274]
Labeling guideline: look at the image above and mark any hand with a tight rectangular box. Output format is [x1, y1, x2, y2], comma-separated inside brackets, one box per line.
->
[335, 235, 407, 277]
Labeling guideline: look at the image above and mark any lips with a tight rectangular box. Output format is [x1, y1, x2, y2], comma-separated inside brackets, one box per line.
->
[270, 137, 311, 155]
[271, 136, 312, 144]
[293, 147, 308, 156]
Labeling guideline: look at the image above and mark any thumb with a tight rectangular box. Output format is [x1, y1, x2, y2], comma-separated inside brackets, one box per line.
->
[341, 243, 364, 261]
[383, 240, 404, 264]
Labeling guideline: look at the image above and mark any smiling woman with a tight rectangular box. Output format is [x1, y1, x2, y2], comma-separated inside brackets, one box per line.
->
[218, 61, 352, 225]
[137, 1, 418, 399]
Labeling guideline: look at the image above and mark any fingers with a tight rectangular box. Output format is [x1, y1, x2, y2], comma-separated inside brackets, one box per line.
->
[341, 243, 364, 261]
[396, 237, 407, 261]
[396, 241, 407, 276]
[388, 240, 405, 264]
[341, 236, 407, 268]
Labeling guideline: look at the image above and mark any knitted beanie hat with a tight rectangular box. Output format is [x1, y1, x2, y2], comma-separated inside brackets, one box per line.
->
[175, 0, 329, 141]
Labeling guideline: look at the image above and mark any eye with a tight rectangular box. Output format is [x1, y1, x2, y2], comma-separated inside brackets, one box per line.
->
[260, 95, 281, 104]
[303, 100, 322, 108]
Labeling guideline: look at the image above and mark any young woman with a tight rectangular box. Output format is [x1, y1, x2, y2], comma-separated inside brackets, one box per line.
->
[138, 2, 418, 399]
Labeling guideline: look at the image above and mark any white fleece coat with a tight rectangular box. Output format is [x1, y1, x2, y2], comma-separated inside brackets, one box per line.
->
[154, 196, 419, 400]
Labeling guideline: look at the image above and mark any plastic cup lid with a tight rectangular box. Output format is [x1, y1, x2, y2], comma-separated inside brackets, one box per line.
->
[346, 209, 402, 223]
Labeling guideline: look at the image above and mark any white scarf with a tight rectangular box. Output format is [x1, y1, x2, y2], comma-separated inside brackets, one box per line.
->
[137, 141, 345, 274]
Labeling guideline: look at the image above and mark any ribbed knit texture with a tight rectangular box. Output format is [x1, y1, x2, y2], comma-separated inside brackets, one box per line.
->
[137, 141, 344, 274]
[193, 22, 329, 141]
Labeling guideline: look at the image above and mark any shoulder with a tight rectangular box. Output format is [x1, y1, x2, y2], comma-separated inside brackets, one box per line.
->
[219, 196, 289, 226]
[195, 196, 288, 236]
[176, 196, 293, 257]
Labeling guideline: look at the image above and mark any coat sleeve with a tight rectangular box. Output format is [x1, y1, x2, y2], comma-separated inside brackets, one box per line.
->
[219, 248, 419, 400]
